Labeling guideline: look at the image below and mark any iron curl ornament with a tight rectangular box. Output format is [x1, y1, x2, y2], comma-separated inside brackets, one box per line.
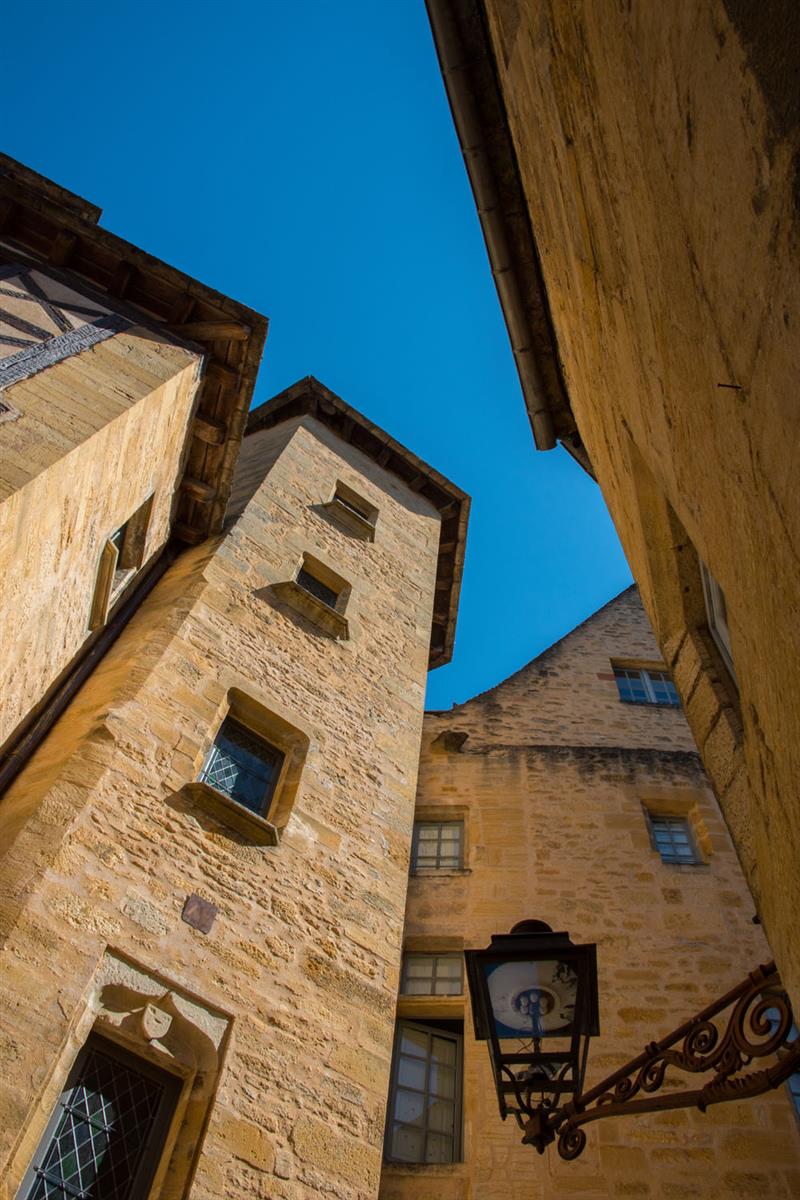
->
[518, 960, 800, 1158]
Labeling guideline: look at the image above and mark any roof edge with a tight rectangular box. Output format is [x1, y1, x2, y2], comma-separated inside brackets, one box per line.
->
[247, 376, 470, 671]
[425, 0, 592, 473]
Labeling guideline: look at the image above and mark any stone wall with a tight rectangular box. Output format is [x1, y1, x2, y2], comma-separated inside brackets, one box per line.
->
[476, 0, 800, 1013]
[380, 590, 800, 1200]
[0, 412, 444, 1198]
[0, 328, 201, 749]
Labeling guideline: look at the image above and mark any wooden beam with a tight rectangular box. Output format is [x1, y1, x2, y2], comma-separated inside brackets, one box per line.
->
[173, 521, 207, 545]
[169, 320, 250, 342]
[192, 414, 227, 445]
[110, 260, 136, 298]
[48, 230, 77, 267]
[205, 360, 239, 389]
[180, 476, 217, 503]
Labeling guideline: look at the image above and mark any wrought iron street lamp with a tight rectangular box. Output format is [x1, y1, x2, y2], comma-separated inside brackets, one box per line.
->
[466, 920, 800, 1160]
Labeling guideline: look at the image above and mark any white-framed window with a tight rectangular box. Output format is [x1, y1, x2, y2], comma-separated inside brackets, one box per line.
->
[700, 560, 737, 684]
[401, 953, 463, 996]
[646, 813, 702, 865]
[384, 1020, 463, 1164]
[613, 666, 680, 707]
[411, 821, 464, 870]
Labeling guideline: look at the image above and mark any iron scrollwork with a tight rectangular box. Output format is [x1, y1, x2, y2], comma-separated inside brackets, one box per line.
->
[519, 961, 800, 1159]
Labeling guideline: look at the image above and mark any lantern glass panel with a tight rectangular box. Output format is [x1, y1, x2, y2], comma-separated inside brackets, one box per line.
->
[484, 958, 579, 1039]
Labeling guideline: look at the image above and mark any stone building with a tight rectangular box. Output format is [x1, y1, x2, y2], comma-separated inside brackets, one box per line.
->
[379, 588, 800, 1200]
[424, 2, 800, 1012]
[0, 157, 471, 1199]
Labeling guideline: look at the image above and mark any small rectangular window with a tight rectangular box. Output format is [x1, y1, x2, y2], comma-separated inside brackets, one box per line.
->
[296, 566, 339, 610]
[19, 1034, 180, 1200]
[614, 667, 679, 707]
[647, 814, 701, 864]
[401, 953, 463, 996]
[199, 717, 284, 817]
[385, 1020, 463, 1164]
[411, 821, 464, 870]
[700, 560, 737, 684]
[88, 496, 154, 631]
[327, 481, 378, 540]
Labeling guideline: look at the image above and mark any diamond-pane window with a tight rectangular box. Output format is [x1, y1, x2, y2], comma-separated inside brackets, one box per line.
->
[385, 1020, 463, 1163]
[199, 717, 284, 816]
[401, 953, 463, 996]
[20, 1036, 179, 1200]
[614, 667, 679, 707]
[411, 821, 464, 870]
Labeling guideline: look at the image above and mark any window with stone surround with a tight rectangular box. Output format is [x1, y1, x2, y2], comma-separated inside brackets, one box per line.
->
[88, 495, 154, 631]
[401, 953, 463, 996]
[700, 560, 737, 686]
[613, 665, 680, 707]
[18, 1033, 180, 1200]
[199, 717, 284, 817]
[324, 480, 378, 540]
[411, 821, 464, 871]
[384, 1019, 463, 1164]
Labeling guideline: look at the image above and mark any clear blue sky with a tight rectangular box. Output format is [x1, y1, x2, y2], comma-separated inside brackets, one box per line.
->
[3, 0, 631, 708]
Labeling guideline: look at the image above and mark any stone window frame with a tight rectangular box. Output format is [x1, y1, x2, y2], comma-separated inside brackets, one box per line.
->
[269, 551, 351, 640]
[610, 659, 680, 707]
[383, 1017, 465, 1166]
[322, 479, 379, 541]
[6, 950, 231, 1200]
[18, 1031, 182, 1200]
[88, 494, 154, 631]
[640, 793, 712, 867]
[186, 687, 310, 846]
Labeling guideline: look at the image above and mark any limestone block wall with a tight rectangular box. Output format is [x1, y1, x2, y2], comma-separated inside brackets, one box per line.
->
[0, 413, 443, 1199]
[0, 329, 201, 748]
[380, 591, 800, 1200]
[477, 0, 800, 1013]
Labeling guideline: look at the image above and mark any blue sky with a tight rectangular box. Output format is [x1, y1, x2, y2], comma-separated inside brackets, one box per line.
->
[3, 0, 631, 707]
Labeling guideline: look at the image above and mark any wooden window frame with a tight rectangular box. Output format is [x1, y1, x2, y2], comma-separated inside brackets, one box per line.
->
[401, 953, 464, 997]
[411, 820, 464, 871]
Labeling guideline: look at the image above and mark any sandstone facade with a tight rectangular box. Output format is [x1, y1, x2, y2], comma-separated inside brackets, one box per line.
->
[425, 0, 800, 1017]
[0, 399, 466, 1198]
[380, 589, 800, 1200]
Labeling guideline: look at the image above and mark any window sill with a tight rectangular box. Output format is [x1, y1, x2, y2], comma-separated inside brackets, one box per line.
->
[618, 698, 681, 709]
[184, 780, 279, 846]
[382, 1161, 467, 1174]
[410, 868, 471, 878]
[322, 498, 376, 541]
[269, 580, 349, 639]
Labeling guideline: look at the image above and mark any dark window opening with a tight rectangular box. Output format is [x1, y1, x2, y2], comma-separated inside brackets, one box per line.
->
[296, 567, 339, 610]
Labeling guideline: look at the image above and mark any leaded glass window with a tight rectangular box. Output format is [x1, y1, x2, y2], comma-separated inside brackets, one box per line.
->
[199, 717, 284, 816]
[385, 1020, 463, 1163]
[614, 667, 679, 707]
[401, 953, 463, 996]
[411, 821, 464, 870]
[648, 814, 700, 864]
[20, 1036, 179, 1200]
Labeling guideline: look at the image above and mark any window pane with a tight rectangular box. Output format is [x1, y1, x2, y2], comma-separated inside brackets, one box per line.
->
[296, 567, 338, 609]
[391, 1125, 423, 1161]
[400, 1027, 429, 1057]
[397, 1057, 427, 1091]
[432, 1036, 457, 1066]
[429, 1063, 455, 1099]
[435, 957, 462, 978]
[200, 718, 283, 816]
[428, 1097, 456, 1133]
[425, 1132, 454, 1163]
[393, 1089, 425, 1125]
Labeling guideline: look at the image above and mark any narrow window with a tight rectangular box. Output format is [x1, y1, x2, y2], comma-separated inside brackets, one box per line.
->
[327, 481, 378, 540]
[385, 1020, 463, 1164]
[411, 821, 464, 870]
[199, 717, 284, 817]
[700, 560, 737, 684]
[19, 1034, 180, 1200]
[401, 953, 463, 996]
[613, 667, 679, 707]
[647, 813, 701, 864]
[88, 496, 153, 630]
[296, 566, 339, 610]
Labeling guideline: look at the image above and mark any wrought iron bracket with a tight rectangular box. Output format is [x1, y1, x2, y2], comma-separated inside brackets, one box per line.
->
[518, 961, 800, 1159]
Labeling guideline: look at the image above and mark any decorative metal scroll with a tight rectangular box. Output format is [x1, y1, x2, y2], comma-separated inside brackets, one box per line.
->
[520, 961, 800, 1160]
[0, 261, 130, 393]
